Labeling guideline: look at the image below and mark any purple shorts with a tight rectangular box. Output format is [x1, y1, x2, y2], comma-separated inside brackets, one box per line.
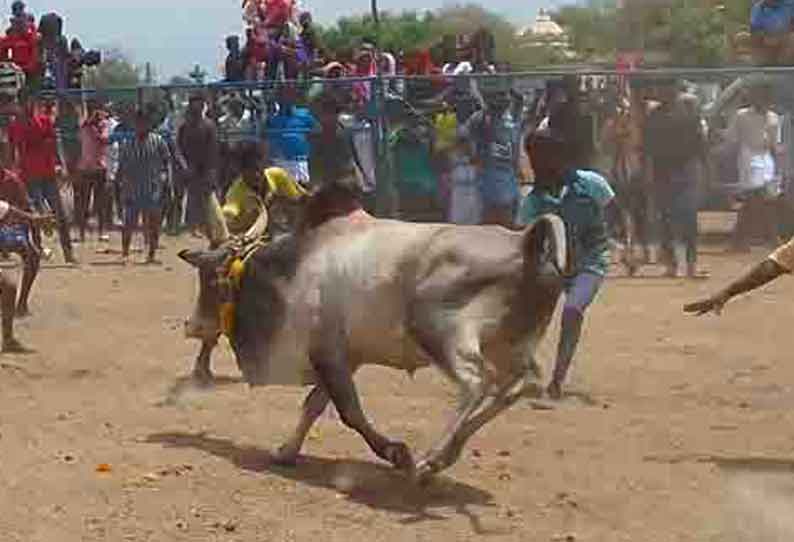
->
[564, 272, 604, 314]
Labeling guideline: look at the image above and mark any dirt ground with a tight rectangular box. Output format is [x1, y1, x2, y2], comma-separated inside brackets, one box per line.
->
[2, 217, 794, 542]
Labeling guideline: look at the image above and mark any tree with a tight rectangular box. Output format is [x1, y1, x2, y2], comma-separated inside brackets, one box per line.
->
[317, 4, 536, 67]
[554, 0, 734, 66]
[667, 0, 727, 66]
[318, 11, 435, 56]
[554, 4, 618, 60]
[82, 49, 141, 89]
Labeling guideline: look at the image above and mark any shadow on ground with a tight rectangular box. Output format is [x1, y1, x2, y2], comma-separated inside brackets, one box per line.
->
[145, 431, 497, 530]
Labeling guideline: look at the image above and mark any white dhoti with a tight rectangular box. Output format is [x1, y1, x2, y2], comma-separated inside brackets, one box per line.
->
[738, 147, 778, 197]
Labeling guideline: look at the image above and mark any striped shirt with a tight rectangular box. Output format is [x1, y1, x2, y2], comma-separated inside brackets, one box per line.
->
[118, 132, 171, 203]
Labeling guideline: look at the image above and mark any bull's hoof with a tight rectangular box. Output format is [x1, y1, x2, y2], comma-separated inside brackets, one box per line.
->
[413, 458, 441, 486]
[270, 446, 300, 467]
[384, 441, 414, 473]
[191, 367, 214, 387]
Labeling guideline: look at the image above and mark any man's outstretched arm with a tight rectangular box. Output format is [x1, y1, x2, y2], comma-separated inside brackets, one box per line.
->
[684, 259, 787, 316]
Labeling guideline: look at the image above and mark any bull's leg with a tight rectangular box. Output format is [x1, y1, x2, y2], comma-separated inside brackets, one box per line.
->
[415, 341, 540, 479]
[437, 371, 531, 470]
[413, 340, 488, 481]
[192, 339, 216, 383]
[312, 359, 414, 472]
[271, 385, 330, 466]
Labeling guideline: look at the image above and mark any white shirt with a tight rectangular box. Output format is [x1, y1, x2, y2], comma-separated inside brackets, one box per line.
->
[219, 111, 254, 147]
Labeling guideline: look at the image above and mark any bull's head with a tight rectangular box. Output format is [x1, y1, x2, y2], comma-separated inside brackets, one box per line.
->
[180, 201, 234, 342]
[179, 245, 236, 343]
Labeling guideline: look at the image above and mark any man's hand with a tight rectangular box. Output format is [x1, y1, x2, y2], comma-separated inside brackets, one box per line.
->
[684, 293, 728, 316]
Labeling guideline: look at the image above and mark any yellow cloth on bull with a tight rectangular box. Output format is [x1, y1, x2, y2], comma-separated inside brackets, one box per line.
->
[222, 167, 306, 235]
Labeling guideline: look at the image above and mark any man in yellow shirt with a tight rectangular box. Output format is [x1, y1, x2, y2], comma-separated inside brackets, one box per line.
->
[221, 144, 307, 238]
[684, 238, 794, 315]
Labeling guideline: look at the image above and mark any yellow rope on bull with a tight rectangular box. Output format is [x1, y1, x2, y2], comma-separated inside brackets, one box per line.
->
[218, 239, 268, 339]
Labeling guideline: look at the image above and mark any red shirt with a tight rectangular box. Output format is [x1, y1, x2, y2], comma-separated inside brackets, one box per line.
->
[8, 115, 59, 181]
[0, 28, 40, 75]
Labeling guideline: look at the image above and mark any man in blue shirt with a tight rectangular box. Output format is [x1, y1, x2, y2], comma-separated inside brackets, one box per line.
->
[750, 0, 794, 64]
[518, 130, 615, 400]
[266, 88, 318, 188]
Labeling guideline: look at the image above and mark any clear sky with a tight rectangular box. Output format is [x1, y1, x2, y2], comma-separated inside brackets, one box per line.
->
[15, 0, 539, 79]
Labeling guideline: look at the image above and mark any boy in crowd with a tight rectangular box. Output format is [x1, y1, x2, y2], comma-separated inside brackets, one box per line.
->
[117, 111, 171, 264]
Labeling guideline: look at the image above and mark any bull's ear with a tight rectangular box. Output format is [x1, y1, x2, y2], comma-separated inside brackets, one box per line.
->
[178, 248, 229, 270]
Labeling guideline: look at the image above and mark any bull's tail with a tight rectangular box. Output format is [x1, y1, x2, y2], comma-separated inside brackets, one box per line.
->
[522, 214, 567, 280]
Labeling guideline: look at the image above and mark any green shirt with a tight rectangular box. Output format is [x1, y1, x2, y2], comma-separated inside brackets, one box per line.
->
[519, 169, 614, 277]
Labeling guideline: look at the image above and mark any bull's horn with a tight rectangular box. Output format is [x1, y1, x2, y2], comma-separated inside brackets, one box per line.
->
[530, 214, 567, 274]
[544, 214, 567, 275]
[178, 249, 204, 268]
[207, 193, 230, 246]
[178, 247, 232, 270]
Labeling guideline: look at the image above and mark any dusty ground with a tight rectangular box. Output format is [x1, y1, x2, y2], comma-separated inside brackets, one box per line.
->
[2, 216, 794, 542]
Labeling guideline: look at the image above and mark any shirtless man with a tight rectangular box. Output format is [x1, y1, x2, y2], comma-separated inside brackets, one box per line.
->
[0, 198, 51, 352]
[0, 164, 40, 317]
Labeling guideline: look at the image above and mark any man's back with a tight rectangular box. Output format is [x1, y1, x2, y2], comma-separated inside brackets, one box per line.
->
[644, 100, 702, 170]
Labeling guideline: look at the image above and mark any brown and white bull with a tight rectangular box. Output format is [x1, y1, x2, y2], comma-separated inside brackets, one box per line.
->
[179, 182, 567, 479]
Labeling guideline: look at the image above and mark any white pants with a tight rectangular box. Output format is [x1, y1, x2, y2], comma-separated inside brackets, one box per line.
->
[738, 148, 777, 196]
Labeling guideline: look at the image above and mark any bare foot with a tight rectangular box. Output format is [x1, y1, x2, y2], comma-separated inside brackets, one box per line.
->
[546, 380, 563, 401]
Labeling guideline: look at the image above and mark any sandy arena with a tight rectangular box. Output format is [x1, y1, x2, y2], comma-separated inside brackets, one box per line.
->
[1, 217, 793, 542]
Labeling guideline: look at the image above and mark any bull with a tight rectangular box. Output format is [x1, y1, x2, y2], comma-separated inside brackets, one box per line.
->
[179, 181, 567, 479]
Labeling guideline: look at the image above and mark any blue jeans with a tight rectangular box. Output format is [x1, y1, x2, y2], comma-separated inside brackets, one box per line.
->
[27, 177, 73, 259]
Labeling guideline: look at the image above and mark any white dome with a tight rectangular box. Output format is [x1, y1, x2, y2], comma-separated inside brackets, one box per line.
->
[525, 8, 565, 37]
